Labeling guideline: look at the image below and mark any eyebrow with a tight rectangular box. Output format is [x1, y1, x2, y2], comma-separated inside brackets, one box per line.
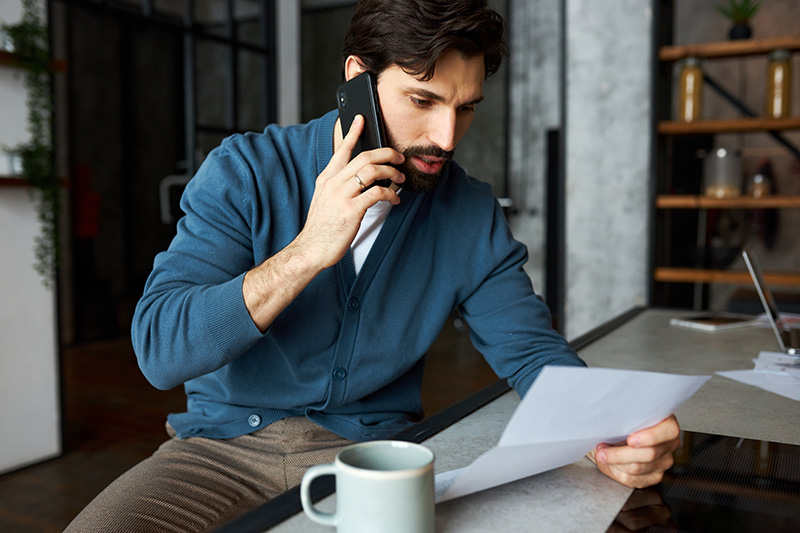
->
[413, 88, 484, 106]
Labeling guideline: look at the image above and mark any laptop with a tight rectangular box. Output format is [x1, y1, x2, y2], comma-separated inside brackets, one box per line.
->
[742, 249, 800, 355]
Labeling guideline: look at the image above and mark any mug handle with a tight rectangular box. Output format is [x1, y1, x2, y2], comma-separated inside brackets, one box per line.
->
[300, 463, 338, 527]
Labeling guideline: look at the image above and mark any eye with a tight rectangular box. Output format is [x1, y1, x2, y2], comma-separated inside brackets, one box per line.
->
[458, 105, 476, 114]
[410, 96, 432, 108]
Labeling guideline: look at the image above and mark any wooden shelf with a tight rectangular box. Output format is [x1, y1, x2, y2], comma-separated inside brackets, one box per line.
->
[657, 195, 800, 209]
[0, 50, 67, 72]
[659, 35, 800, 62]
[0, 176, 27, 187]
[655, 268, 800, 287]
[0, 176, 69, 188]
[658, 116, 800, 135]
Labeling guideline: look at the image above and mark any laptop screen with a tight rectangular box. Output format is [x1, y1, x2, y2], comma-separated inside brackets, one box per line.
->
[742, 249, 787, 352]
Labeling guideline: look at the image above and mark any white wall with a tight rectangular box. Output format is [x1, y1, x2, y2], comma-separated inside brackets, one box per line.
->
[0, 0, 61, 474]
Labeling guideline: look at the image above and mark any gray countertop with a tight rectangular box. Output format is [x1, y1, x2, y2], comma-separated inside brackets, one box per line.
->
[269, 309, 800, 531]
[578, 309, 800, 446]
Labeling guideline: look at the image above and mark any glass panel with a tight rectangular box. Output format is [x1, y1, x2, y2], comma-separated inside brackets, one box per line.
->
[113, 0, 143, 10]
[153, 0, 185, 19]
[195, 0, 229, 37]
[197, 131, 229, 164]
[238, 49, 265, 132]
[195, 39, 230, 128]
[301, 5, 352, 122]
[235, 0, 263, 47]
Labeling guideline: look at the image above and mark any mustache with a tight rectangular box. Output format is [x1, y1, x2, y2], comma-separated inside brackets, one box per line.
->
[403, 145, 454, 160]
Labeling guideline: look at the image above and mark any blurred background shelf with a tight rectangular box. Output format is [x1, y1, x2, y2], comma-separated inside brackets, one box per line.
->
[658, 116, 800, 135]
[656, 195, 800, 209]
[0, 50, 67, 71]
[654, 268, 800, 287]
[659, 35, 800, 61]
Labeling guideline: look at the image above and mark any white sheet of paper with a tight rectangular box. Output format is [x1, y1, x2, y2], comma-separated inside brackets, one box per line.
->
[436, 366, 709, 503]
[717, 369, 800, 401]
[750, 351, 800, 375]
[716, 351, 800, 402]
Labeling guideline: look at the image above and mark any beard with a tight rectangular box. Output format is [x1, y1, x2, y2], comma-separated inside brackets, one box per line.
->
[385, 130, 454, 194]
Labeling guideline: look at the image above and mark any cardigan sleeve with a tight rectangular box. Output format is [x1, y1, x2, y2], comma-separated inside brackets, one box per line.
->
[457, 200, 586, 398]
[131, 140, 266, 390]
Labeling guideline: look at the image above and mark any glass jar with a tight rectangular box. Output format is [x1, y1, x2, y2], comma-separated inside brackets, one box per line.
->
[766, 49, 792, 119]
[678, 57, 703, 123]
[703, 147, 742, 198]
[747, 172, 770, 198]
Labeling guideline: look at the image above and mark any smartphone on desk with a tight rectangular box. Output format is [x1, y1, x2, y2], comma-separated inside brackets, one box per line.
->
[336, 72, 396, 191]
[669, 312, 757, 332]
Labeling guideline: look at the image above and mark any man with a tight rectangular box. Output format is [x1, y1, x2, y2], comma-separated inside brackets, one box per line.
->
[67, 1, 679, 531]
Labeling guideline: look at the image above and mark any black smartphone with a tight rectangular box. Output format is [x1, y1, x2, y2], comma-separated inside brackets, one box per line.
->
[336, 71, 392, 189]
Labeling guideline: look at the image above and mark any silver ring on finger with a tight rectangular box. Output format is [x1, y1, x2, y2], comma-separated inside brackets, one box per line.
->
[353, 174, 366, 192]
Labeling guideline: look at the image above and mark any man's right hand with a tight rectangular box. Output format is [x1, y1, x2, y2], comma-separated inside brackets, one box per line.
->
[242, 115, 405, 333]
[296, 114, 406, 271]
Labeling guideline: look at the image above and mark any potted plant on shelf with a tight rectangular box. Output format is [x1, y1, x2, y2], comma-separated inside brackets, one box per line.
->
[716, 0, 761, 40]
[1, 0, 59, 287]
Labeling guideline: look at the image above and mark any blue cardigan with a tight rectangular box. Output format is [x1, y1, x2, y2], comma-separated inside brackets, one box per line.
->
[131, 110, 585, 442]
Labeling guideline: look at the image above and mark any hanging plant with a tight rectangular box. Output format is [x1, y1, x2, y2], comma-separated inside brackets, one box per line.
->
[2, 0, 59, 287]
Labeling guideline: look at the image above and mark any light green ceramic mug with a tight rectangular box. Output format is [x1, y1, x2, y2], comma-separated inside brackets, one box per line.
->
[300, 440, 435, 533]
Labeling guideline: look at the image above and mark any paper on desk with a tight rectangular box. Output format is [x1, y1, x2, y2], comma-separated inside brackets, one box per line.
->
[717, 351, 800, 401]
[435, 366, 709, 503]
[752, 312, 800, 329]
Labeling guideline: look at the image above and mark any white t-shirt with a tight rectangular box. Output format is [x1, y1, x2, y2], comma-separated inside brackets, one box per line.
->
[350, 200, 393, 275]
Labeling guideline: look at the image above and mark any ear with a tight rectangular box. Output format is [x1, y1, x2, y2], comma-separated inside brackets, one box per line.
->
[344, 55, 367, 81]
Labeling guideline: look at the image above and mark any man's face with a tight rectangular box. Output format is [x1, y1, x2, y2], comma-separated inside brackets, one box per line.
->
[375, 50, 485, 193]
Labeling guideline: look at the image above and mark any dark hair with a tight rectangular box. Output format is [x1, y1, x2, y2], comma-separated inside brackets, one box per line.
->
[342, 0, 508, 81]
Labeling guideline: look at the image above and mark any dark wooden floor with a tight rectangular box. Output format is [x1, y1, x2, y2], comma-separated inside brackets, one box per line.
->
[0, 315, 497, 532]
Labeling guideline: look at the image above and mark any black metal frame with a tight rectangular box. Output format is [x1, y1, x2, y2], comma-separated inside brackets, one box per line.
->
[54, 0, 277, 177]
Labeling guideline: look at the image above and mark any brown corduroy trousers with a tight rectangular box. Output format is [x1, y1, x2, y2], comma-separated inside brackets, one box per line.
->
[64, 417, 354, 532]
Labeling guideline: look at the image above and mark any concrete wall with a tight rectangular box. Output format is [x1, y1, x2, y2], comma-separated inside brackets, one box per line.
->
[507, 0, 561, 300]
[564, 0, 653, 338]
[507, 0, 653, 339]
[0, 0, 61, 474]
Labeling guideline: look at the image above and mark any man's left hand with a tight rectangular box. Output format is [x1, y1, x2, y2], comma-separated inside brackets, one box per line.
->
[588, 415, 680, 488]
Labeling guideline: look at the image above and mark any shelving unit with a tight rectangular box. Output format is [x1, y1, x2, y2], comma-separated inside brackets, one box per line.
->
[655, 268, 800, 287]
[652, 30, 800, 302]
[656, 195, 800, 209]
[1, 50, 66, 189]
[0, 49, 67, 71]
[658, 116, 800, 135]
[0, 176, 27, 187]
[658, 35, 800, 61]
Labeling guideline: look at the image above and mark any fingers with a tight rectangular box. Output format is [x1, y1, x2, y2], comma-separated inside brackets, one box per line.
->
[356, 181, 403, 206]
[326, 115, 406, 193]
[627, 415, 680, 448]
[346, 157, 406, 193]
[593, 415, 682, 489]
[331, 114, 365, 167]
[600, 453, 674, 489]
[595, 437, 681, 466]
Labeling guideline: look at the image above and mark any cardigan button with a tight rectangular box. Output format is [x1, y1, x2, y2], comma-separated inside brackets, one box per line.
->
[333, 367, 347, 381]
[248, 414, 262, 427]
[348, 298, 359, 311]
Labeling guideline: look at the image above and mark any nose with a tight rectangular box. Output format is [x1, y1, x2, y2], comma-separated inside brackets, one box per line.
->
[427, 110, 457, 153]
